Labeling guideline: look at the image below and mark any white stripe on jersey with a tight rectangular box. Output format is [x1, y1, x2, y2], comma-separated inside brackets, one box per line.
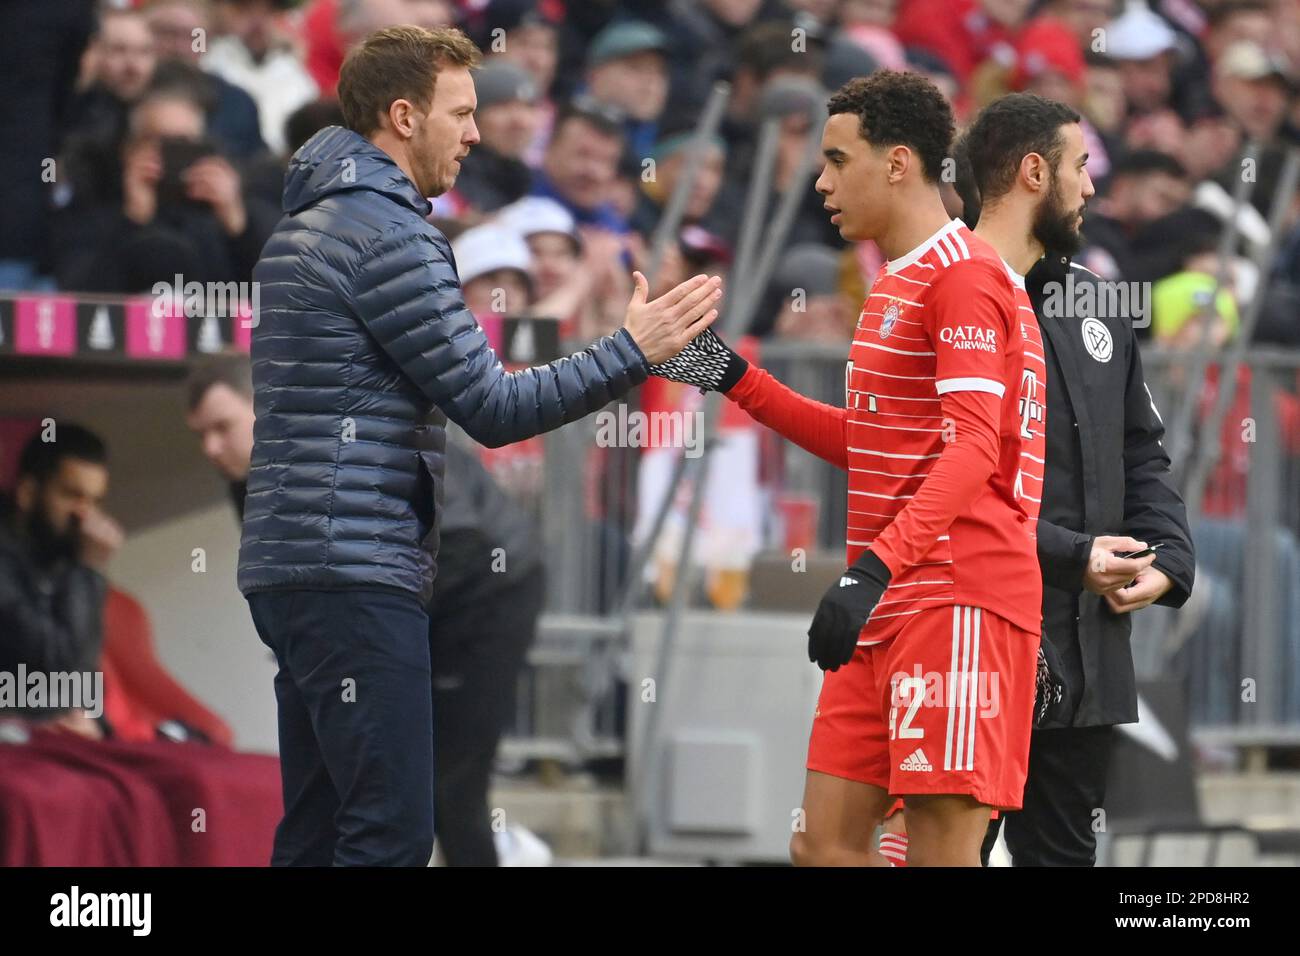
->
[851, 420, 950, 433]
[853, 341, 937, 358]
[867, 292, 924, 307]
[935, 376, 1006, 397]
[846, 446, 943, 460]
[849, 489, 915, 501]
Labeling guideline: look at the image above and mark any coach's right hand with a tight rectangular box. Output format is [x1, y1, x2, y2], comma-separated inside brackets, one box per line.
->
[622, 271, 722, 365]
[1083, 535, 1157, 595]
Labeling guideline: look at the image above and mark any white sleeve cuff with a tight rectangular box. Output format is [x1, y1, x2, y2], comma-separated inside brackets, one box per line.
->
[935, 376, 1005, 397]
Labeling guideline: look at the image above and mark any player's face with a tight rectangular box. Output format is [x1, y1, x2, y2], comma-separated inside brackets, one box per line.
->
[1031, 122, 1094, 255]
[815, 112, 890, 242]
[412, 67, 480, 197]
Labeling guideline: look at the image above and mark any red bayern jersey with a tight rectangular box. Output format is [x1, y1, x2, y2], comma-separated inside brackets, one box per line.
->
[846, 219, 1042, 643]
[1009, 268, 1047, 527]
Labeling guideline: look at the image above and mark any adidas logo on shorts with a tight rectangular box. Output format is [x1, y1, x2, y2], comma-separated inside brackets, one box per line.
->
[899, 748, 933, 772]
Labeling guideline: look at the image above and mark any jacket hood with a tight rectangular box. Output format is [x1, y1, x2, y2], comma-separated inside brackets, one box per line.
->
[281, 125, 431, 217]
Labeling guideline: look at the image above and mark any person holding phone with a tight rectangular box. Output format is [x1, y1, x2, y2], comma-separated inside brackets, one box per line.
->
[53, 86, 277, 293]
[955, 94, 1196, 867]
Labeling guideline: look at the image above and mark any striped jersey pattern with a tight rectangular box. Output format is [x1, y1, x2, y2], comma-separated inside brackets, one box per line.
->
[845, 219, 1043, 643]
[1009, 267, 1047, 527]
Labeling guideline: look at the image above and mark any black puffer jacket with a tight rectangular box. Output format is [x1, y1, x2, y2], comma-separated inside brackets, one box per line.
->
[237, 126, 648, 606]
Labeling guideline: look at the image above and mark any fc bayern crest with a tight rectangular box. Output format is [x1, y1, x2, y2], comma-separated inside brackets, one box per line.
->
[880, 302, 900, 339]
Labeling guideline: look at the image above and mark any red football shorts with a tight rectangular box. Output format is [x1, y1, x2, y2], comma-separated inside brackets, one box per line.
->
[806, 604, 1039, 810]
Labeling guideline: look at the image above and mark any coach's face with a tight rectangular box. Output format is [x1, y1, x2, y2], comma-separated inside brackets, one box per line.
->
[411, 66, 480, 197]
[815, 112, 891, 243]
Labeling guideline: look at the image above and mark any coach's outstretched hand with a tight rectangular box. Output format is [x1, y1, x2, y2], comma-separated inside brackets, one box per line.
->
[623, 271, 723, 365]
[807, 551, 892, 671]
[649, 326, 750, 394]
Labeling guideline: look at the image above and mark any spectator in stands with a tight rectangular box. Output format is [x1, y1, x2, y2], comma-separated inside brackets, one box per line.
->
[0, 425, 121, 737]
[143, 0, 268, 157]
[301, 0, 457, 97]
[451, 61, 541, 214]
[284, 96, 346, 155]
[453, 222, 534, 319]
[839, 0, 909, 69]
[1202, 0, 1273, 65]
[630, 127, 727, 240]
[763, 243, 855, 342]
[0, 0, 95, 291]
[101, 586, 236, 746]
[1010, 18, 1087, 111]
[820, 33, 882, 96]
[1152, 269, 1240, 351]
[1212, 40, 1294, 143]
[1036, 0, 1120, 47]
[59, 7, 159, 215]
[185, 354, 257, 518]
[708, 76, 841, 251]
[1081, 149, 1192, 279]
[1104, 1, 1180, 116]
[583, 21, 671, 158]
[496, 197, 630, 343]
[892, 0, 1027, 84]
[533, 98, 630, 231]
[1009, 17, 1114, 180]
[665, 0, 790, 113]
[472, 0, 561, 164]
[715, 21, 825, 157]
[1082, 51, 1127, 149]
[51, 86, 278, 293]
[206, 0, 321, 154]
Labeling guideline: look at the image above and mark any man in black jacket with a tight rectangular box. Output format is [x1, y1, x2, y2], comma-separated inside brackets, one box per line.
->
[959, 94, 1196, 866]
[0, 425, 120, 735]
[236, 26, 722, 867]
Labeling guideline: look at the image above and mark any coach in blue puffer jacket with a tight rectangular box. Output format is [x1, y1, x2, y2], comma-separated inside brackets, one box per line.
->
[237, 26, 722, 868]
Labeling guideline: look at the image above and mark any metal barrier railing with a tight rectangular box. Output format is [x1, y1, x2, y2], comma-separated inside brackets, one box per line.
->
[508, 341, 1300, 757]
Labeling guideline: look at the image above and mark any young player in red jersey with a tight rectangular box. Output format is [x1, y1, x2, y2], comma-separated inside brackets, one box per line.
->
[874, 92, 1098, 865]
[650, 72, 1042, 866]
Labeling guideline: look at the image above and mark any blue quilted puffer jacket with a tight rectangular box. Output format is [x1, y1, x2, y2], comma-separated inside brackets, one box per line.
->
[237, 126, 648, 606]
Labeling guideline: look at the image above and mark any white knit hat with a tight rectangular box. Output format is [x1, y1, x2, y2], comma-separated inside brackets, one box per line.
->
[495, 196, 580, 243]
[451, 223, 533, 284]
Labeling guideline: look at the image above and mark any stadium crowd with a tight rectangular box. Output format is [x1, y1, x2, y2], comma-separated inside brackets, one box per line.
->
[2, 0, 1300, 864]
[2, 0, 1298, 349]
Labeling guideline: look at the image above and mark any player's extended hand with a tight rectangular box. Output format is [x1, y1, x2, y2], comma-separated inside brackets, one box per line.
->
[648, 326, 750, 394]
[621, 271, 722, 365]
[807, 551, 892, 671]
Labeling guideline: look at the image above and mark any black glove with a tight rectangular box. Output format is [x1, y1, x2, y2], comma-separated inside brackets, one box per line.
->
[807, 550, 891, 671]
[648, 327, 749, 394]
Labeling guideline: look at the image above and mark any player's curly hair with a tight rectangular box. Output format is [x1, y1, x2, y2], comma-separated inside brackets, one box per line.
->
[957, 94, 1082, 215]
[826, 71, 954, 184]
